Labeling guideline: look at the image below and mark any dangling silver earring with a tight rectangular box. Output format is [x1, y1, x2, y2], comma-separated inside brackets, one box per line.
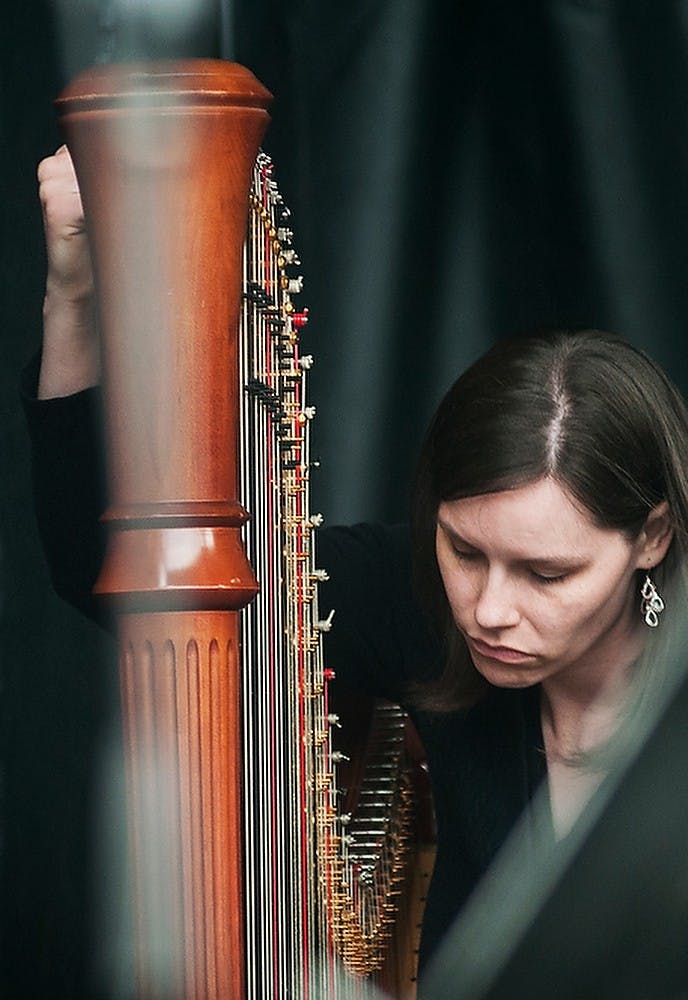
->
[641, 573, 665, 628]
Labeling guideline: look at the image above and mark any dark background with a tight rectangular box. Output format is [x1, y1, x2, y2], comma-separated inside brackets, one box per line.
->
[2, 1, 687, 995]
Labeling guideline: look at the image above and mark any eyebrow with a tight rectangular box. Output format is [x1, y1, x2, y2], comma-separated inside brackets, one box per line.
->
[436, 518, 588, 572]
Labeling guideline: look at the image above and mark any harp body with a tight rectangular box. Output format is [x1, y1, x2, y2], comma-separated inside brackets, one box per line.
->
[56, 60, 431, 999]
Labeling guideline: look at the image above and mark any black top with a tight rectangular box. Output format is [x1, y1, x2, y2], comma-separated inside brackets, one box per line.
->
[21, 360, 552, 977]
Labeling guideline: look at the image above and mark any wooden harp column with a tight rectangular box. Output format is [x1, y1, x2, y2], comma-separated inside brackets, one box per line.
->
[56, 62, 271, 999]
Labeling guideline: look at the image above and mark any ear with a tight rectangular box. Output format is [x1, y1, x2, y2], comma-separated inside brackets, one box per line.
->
[635, 501, 674, 569]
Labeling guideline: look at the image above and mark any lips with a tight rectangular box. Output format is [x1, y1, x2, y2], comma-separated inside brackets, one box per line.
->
[467, 636, 536, 663]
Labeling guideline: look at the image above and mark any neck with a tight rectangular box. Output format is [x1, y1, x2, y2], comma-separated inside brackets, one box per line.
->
[541, 632, 644, 761]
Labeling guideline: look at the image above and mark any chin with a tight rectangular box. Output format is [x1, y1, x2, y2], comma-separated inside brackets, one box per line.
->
[472, 659, 543, 690]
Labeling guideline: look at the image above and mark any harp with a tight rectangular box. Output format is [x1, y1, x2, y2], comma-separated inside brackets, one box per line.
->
[56, 60, 432, 999]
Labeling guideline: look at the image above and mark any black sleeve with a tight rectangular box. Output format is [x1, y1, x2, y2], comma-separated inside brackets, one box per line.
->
[316, 522, 442, 704]
[20, 360, 443, 700]
[20, 355, 108, 623]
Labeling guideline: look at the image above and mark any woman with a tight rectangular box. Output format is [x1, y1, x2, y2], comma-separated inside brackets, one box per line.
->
[25, 147, 688, 977]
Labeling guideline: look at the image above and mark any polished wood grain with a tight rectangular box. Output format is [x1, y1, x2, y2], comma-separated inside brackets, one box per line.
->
[57, 60, 270, 999]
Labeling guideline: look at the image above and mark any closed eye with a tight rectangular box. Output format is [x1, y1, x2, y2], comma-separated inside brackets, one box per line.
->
[530, 569, 569, 585]
[530, 569, 571, 584]
[451, 547, 481, 562]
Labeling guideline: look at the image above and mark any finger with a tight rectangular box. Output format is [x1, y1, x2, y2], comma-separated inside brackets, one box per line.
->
[37, 146, 77, 186]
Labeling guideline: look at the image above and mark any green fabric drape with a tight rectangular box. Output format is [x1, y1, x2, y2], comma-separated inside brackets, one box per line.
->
[2, 1, 687, 994]
[237, 0, 688, 523]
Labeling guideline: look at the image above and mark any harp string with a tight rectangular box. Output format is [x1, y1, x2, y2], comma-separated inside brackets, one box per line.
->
[240, 151, 320, 998]
[239, 152, 418, 998]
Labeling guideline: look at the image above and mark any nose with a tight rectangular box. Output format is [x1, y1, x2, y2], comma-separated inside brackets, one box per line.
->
[473, 567, 521, 631]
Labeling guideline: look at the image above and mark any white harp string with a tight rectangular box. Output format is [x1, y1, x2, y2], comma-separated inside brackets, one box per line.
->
[238, 153, 416, 999]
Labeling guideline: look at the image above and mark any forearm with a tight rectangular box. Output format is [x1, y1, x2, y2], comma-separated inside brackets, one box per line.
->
[37, 144, 100, 399]
[39, 288, 100, 398]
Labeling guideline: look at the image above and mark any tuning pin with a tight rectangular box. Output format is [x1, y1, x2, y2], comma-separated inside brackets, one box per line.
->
[311, 568, 330, 582]
[283, 275, 304, 295]
[327, 713, 342, 728]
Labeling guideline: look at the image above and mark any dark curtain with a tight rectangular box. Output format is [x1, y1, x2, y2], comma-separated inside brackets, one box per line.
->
[2, 1, 687, 995]
[1, 6, 113, 999]
[236, 0, 688, 524]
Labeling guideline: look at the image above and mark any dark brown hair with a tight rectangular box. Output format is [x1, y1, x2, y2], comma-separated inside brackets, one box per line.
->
[412, 329, 688, 710]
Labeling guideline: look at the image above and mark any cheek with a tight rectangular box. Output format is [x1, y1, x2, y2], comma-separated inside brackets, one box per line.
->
[533, 601, 586, 641]
[436, 558, 478, 621]
[539, 574, 633, 642]
[588, 578, 636, 635]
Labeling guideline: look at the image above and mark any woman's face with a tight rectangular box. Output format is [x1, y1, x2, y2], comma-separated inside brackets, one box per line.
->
[435, 477, 665, 694]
